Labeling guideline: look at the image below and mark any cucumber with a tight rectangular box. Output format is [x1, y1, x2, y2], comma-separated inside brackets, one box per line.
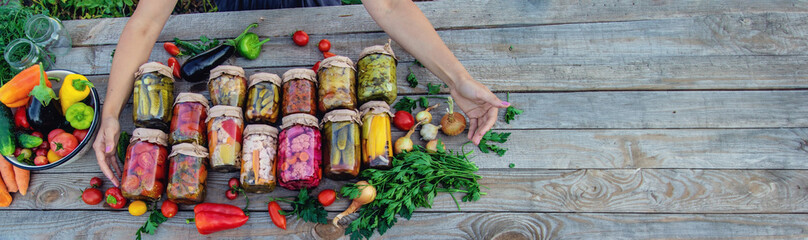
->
[0, 105, 15, 156]
[17, 133, 43, 149]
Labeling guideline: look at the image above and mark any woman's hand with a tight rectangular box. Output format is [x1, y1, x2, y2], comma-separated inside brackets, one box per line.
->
[450, 80, 510, 145]
[92, 116, 122, 187]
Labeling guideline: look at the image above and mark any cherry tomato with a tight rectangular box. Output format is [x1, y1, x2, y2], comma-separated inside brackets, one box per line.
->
[225, 189, 238, 200]
[167, 57, 182, 79]
[163, 42, 181, 56]
[34, 148, 47, 157]
[318, 39, 331, 52]
[81, 188, 103, 205]
[228, 177, 240, 189]
[393, 110, 415, 131]
[323, 51, 336, 59]
[90, 177, 103, 188]
[30, 131, 43, 139]
[161, 200, 178, 218]
[312, 61, 321, 72]
[268, 201, 286, 229]
[105, 187, 127, 209]
[33, 155, 48, 166]
[73, 129, 89, 142]
[318, 189, 337, 207]
[48, 129, 66, 142]
[129, 200, 148, 216]
[292, 30, 309, 46]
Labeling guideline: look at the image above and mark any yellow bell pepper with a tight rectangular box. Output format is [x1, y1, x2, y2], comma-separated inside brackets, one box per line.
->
[59, 74, 94, 114]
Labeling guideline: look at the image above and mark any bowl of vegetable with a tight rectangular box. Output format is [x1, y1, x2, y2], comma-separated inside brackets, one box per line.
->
[1, 68, 101, 171]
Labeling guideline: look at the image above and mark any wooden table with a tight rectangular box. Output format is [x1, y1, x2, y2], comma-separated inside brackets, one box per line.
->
[3, 0, 808, 238]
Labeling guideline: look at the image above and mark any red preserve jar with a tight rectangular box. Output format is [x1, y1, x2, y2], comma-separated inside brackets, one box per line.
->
[276, 113, 322, 190]
[169, 93, 209, 145]
[121, 128, 169, 201]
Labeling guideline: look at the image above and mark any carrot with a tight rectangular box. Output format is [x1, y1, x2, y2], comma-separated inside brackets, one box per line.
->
[0, 158, 17, 193]
[0, 173, 11, 207]
[12, 166, 29, 196]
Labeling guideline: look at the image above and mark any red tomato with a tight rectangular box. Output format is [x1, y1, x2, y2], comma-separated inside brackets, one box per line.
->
[167, 57, 182, 79]
[105, 187, 127, 209]
[225, 189, 238, 200]
[73, 129, 89, 142]
[33, 155, 48, 166]
[30, 131, 43, 139]
[82, 188, 103, 205]
[228, 177, 240, 189]
[292, 30, 309, 46]
[318, 39, 331, 52]
[163, 42, 181, 56]
[35, 148, 47, 157]
[393, 111, 415, 131]
[318, 189, 336, 206]
[90, 177, 103, 188]
[312, 61, 321, 72]
[268, 201, 286, 229]
[141, 181, 164, 199]
[161, 200, 178, 218]
[48, 129, 66, 142]
[50, 132, 78, 157]
[122, 176, 140, 193]
[323, 51, 336, 59]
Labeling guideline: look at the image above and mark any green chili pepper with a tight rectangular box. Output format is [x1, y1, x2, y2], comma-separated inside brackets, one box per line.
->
[236, 28, 270, 60]
[65, 102, 95, 130]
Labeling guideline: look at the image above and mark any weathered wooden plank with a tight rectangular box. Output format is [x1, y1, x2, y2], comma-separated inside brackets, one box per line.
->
[62, 0, 808, 46]
[57, 12, 808, 75]
[9, 169, 808, 213]
[1, 211, 807, 239]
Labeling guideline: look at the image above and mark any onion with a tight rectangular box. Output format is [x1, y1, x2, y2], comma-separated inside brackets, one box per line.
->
[420, 123, 441, 141]
[415, 103, 439, 124]
[394, 122, 422, 154]
[333, 181, 377, 226]
[425, 139, 445, 153]
[440, 97, 466, 136]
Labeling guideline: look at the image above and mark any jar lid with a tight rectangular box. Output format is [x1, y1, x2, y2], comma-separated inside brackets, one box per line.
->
[358, 39, 397, 61]
[135, 62, 174, 81]
[174, 93, 210, 109]
[131, 128, 168, 146]
[359, 100, 393, 117]
[282, 68, 318, 85]
[280, 113, 320, 130]
[209, 65, 246, 80]
[244, 124, 279, 137]
[321, 109, 361, 126]
[249, 72, 282, 87]
[168, 143, 209, 158]
[318, 56, 355, 72]
[206, 105, 243, 123]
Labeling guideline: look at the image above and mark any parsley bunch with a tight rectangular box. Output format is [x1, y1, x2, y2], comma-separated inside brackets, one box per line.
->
[270, 188, 328, 224]
[136, 208, 168, 240]
[340, 146, 484, 239]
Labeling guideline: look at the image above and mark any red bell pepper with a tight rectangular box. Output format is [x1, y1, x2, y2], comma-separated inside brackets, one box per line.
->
[191, 203, 249, 235]
[14, 108, 31, 130]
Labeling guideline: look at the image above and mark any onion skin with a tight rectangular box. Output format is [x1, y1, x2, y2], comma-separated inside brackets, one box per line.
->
[440, 113, 466, 136]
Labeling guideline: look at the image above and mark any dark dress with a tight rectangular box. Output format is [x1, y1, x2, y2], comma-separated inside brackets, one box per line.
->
[214, 0, 342, 11]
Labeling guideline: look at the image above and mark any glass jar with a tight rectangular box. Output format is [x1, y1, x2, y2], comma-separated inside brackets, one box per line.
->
[321, 109, 362, 180]
[170, 93, 209, 145]
[208, 65, 247, 108]
[318, 56, 357, 112]
[356, 42, 397, 105]
[277, 113, 322, 190]
[25, 14, 71, 56]
[359, 101, 394, 169]
[206, 106, 244, 172]
[166, 143, 209, 204]
[245, 72, 281, 124]
[281, 68, 318, 116]
[241, 124, 279, 193]
[121, 128, 169, 201]
[3, 38, 53, 72]
[133, 62, 175, 132]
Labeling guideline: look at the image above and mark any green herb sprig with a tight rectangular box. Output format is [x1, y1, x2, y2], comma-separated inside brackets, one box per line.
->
[477, 131, 510, 157]
[136, 208, 168, 240]
[504, 92, 523, 124]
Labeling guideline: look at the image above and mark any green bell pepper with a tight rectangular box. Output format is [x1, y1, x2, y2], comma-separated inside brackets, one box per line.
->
[65, 102, 94, 130]
[235, 24, 270, 60]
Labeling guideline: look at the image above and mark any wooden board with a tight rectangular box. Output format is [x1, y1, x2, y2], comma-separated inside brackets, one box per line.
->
[1, 211, 807, 239]
[10, 169, 808, 213]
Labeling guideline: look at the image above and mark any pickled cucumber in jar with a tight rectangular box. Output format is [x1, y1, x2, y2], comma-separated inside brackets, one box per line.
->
[133, 62, 175, 131]
[208, 65, 248, 108]
[245, 73, 281, 124]
[357, 41, 397, 105]
[359, 101, 393, 170]
[322, 109, 361, 180]
[318, 56, 357, 112]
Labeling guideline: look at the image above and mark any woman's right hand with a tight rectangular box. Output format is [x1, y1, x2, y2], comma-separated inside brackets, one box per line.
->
[92, 116, 123, 187]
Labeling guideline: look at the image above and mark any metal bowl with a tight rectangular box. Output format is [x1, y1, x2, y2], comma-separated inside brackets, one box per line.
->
[3, 70, 101, 171]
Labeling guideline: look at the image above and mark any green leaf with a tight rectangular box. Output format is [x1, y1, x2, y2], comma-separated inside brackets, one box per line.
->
[392, 96, 418, 113]
[418, 97, 429, 108]
[406, 68, 417, 88]
[427, 83, 441, 95]
[413, 59, 424, 68]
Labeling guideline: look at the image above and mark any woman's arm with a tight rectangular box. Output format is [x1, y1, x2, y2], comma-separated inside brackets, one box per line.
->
[363, 1, 509, 145]
[93, 0, 177, 186]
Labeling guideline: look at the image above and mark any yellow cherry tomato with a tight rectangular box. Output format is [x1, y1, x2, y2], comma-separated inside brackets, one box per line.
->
[128, 200, 147, 216]
[47, 150, 61, 163]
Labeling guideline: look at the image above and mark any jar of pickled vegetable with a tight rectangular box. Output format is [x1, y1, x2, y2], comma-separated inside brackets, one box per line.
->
[245, 72, 281, 124]
[170, 93, 209, 145]
[357, 41, 397, 105]
[208, 65, 247, 108]
[321, 109, 361, 180]
[133, 62, 175, 131]
[121, 128, 169, 201]
[318, 56, 357, 112]
[359, 101, 394, 169]
[166, 143, 209, 204]
[241, 124, 279, 193]
[277, 113, 322, 190]
[206, 105, 244, 172]
[281, 68, 318, 116]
